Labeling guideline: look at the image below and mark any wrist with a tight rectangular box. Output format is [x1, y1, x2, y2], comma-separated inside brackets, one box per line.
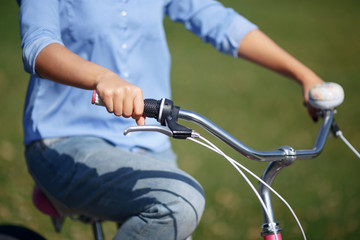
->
[292, 67, 323, 88]
[94, 68, 118, 89]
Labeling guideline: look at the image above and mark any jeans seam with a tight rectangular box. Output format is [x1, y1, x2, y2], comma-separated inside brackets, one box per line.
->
[136, 218, 154, 240]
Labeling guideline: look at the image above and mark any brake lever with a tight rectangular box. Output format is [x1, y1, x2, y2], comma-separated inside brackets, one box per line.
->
[124, 125, 200, 139]
[124, 125, 174, 137]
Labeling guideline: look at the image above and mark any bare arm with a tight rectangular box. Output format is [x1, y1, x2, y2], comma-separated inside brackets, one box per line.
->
[35, 43, 145, 125]
[237, 29, 323, 120]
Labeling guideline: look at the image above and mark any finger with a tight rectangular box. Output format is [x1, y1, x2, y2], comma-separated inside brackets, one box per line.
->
[133, 90, 144, 118]
[304, 101, 318, 122]
[122, 93, 133, 118]
[113, 90, 123, 116]
[309, 107, 318, 122]
[100, 90, 114, 114]
[136, 116, 145, 126]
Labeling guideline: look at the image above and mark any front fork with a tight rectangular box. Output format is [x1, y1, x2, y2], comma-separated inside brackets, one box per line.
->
[259, 146, 296, 240]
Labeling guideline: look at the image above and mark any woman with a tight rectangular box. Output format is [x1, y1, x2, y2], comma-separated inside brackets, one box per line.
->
[18, 0, 322, 239]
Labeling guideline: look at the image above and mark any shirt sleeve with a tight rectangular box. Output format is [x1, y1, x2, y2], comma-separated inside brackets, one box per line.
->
[166, 0, 258, 58]
[19, 0, 63, 74]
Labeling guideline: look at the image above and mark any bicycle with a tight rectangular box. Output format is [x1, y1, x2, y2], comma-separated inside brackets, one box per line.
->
[117, 82, 360, 240]
[0, 82, 358, 240]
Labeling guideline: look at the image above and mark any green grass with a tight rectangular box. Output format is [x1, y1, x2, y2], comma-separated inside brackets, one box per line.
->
[1, 0, 360, 239]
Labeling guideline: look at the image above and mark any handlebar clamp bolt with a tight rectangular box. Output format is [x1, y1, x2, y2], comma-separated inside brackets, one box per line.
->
[278, 146, 296, 165]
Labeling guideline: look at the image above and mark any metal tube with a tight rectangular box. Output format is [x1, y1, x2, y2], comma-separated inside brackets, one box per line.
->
[92, 220, 104, 240]
[178, 109, 334, 161]
[259, 162, 282, 223]
[259, 157, 295, 224]
[178, 109, 285, 161]
[294, 110, 334, 159]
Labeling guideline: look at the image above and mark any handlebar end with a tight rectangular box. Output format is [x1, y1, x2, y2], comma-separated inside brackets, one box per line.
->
[92, 90, 105, 106]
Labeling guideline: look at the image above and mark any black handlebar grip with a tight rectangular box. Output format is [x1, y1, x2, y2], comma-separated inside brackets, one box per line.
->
[143, 99, 161, 119]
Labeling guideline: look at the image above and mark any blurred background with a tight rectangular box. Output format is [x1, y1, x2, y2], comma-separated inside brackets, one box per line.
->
[1, 0, 359, 239]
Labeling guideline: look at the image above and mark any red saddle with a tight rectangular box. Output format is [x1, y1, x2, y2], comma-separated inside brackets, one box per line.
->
[32, 185, 60, 218]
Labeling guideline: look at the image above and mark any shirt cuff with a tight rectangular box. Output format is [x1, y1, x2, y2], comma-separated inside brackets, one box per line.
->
[22, 36, 63, 75]
[223, 14, 258, 58]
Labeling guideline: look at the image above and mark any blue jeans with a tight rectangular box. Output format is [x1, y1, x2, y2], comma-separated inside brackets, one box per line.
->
[25, 136, 205, 240]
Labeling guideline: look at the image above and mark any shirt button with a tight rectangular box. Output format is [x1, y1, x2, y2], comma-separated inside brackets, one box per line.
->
[121, 11, 127, 17]
[122, 43, 127, 49]
[123, 72, 129, 78]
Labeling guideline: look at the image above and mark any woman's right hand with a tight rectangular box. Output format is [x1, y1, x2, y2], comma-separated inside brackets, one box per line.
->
[95, 71, 145, 126]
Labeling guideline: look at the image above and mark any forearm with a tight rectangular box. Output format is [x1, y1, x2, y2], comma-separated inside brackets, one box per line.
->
[35, 43, 113, 90]
[237, 29, 322, 86]
[238, 29, 324, 120]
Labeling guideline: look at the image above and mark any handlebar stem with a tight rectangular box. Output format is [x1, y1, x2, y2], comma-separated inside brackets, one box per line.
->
[259, 146, 296, 233]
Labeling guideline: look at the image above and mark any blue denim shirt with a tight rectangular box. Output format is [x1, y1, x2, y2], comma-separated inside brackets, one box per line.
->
[19, 0, 257, 152]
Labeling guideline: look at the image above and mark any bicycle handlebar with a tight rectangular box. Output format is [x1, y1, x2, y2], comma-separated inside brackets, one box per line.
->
[178, 108, 335, 161]
[92, 82, 343, 162]
[132, 98, 335, 161]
